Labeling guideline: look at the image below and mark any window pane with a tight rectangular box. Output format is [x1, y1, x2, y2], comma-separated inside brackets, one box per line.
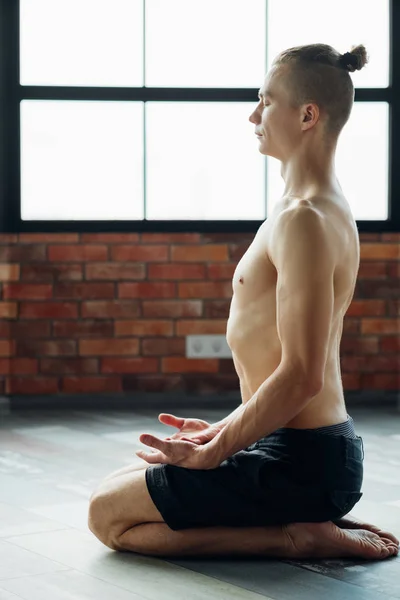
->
[267, 103, 389, 220]
[268, 0, 389, 88]
[20, 0, 143, 87]
[146, 102, 265, 220]
[146, 0, 266, 88]
[21, 101, 144, 220]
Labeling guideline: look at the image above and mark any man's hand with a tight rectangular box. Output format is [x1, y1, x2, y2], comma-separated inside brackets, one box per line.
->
[136, 433, 218, 470]
[159, 413, 224, 445]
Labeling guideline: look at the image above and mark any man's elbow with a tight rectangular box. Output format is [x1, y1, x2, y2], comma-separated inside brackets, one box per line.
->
[280, 361, 323, 396]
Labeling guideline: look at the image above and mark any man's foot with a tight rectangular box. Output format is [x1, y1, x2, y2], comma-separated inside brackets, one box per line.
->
[333, 514, 399, 546]
[282, 521, 399, 560]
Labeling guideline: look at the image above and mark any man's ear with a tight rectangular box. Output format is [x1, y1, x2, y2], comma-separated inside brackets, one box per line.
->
[302, 104, 319, 128]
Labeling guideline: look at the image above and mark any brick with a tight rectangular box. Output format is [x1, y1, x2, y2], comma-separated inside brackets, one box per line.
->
[0, 302, 18, 318]
[40, 358, 98, 374]
[176, 320, 227, 335]
[381, 336, 400, 352]
[119, 282, 176, 298]
[183, 373, 240, 393]
[86, 263, 145, 280]
[341, 355, 400, 372]
[220, 359, 238, 374]
[0, 322, 11, 337]
[357, 262, 387, 279]
[101, 357, 158, 373]
[141, 233, 201, 244]
[207, 263, 236, 279]
[16, 339, 77, 357]
[387, 299, 400, 316]
[19, 302, 78, 319]
[142, 300, 202, 318]
[53, 320, 113, 338]
[6, 377, 59, 394]
[0, 358, 38, 375]
[48, 245, 108, 262]
[0, 264, 20, 281]
[345, 300, 386, 317]
[0, 245, 46, 262]
[162, 357, 219, 373]
[361, 319, 399, 334]
[359, 234, 381, 242]
[122, 374, 183, 393]
[82, 301, 140, 319]
[0, 234, 18, 243]
[115, 320, 173, 337]
[203, 233, 253, 244]
[360, 244, 399, 260]
[18, 234, 79, 243]
[81, 233, 139, 243]
[0, 340, 14, 356]
[0, 321, 51, 338]
[342, 319, 360, 334]
[361, 373, 400, 390]
[353, 280, 364, 299]
[340, 336, 379, 354]
[178, 281, 232, 299]
[141, 337, 186, 356]
[20, 264, 83, 282]
[3, 284, 53, 300]
[230, 243, 252, 262]
[387, 262, 400, 278]
[341, 373, 361, 389]
[111, 245, 169, 262]
[361, 280, 399, 299]
[61, 376, 122, 393]
[80, 339, 139, 356]
[171, 245, 229, 262]
[148, 263, 206, 280]
[53, 283, 115, 299]
[381, 233, 400, 242]
[204, 300, 231, 318]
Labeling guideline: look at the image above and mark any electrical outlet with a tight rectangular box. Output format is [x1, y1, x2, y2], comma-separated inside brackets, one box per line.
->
[186, 335, 232, 359]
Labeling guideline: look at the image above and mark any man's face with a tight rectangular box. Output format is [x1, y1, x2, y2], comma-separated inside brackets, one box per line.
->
[249, 66, 302, 161]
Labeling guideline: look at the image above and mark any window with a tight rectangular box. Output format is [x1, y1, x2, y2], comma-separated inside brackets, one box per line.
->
[0, 0, 398, 232]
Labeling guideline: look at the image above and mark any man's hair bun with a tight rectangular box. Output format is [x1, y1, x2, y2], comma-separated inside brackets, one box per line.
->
[339, 45, 369, 72]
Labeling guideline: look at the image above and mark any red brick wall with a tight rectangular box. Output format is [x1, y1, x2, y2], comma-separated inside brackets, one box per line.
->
[0, 231, 398, 396]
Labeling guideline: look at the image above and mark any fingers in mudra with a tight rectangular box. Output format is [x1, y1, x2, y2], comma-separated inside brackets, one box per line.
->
[136, 433, 197, 465]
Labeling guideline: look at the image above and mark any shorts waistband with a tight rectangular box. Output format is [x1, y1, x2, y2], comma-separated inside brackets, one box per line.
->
[260, 419, 364, 461]
[276, 415, 357, 439]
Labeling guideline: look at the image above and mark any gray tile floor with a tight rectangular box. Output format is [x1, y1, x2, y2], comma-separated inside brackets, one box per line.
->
[0, 405, 399, 600]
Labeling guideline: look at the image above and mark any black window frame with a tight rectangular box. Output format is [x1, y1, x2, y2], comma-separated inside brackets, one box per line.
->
[1, 0, 399, 234]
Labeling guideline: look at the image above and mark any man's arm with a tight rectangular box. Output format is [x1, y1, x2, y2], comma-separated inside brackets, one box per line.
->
[203, 364, 318, 466]
[213, 379, 251, 430]
[202, 206, 336, 467]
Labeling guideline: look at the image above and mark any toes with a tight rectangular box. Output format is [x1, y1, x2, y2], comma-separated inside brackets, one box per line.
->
[380, 537, 399, 549]
[379, 539, 399, 556]
[380, 531, 400, 546]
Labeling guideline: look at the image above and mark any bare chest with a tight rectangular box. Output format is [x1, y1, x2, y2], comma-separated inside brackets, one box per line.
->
[226, 199, 360, 373]
[226, 217, 277, 353]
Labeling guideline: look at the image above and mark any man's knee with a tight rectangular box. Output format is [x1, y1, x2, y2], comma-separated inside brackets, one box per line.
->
[88, 491, 120, 550]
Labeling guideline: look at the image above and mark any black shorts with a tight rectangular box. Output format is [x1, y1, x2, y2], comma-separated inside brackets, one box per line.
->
[145, 428, 364, 531]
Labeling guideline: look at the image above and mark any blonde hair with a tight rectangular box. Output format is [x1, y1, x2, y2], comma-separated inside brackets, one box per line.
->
[272, 43, 369, 137]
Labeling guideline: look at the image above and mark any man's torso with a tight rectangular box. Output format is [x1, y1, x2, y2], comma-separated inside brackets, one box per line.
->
[226, 193, 360, 429]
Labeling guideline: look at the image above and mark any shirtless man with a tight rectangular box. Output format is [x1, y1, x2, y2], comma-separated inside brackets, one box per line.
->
[88, 43, 399, 560]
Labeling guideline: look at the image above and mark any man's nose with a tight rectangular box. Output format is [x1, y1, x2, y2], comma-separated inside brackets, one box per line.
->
[249, 112, 259, 125]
